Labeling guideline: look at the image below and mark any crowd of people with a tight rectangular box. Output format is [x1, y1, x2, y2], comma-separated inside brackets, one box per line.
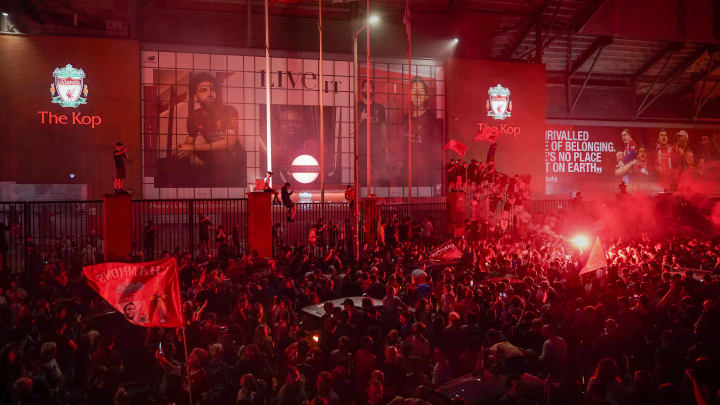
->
[1, 193, 719, 405]
[446, 154, 531, 227]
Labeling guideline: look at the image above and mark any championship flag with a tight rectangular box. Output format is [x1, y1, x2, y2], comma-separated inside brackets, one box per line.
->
[83, 258, 183, 328]
[580, 237, 608, 275]
[428, 240, 463, 260]
[443, 138, 469, 157]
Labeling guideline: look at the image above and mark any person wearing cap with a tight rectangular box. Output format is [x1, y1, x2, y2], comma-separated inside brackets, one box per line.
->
[264, 171, 281, 205]
[281, 182, 296, 222]
[671, 129, 689, 171]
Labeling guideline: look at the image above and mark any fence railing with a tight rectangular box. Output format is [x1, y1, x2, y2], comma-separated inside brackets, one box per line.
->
[0, 201, 104, 274]
[528, 199, 575, 216]
[271, 203, 353, 253]
[371, 202, 448, 245]
[131, 199, 248, 259]
[12, 193, 717, 273]
[270, 201, 449, 253]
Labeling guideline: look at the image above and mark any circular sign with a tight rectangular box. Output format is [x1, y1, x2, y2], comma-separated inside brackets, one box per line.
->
[290, 154, 319, 184]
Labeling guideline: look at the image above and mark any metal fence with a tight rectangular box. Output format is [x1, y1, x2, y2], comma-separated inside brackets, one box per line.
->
[372, 202, 448, 245]
[0, 201, 104, 274]
[271, 203, 354, 253]
[131, 199, 248, 259]
[528, 199, 574, 216]
[270, 201, 449, 253]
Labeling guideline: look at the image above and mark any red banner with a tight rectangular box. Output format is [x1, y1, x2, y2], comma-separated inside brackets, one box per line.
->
[428, 240, 463, 260]
[83, 258, 183, 328]
[443, 139, 469, 157]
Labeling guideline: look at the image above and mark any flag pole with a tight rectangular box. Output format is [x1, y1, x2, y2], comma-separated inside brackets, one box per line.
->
[406, 0, 412, 198]
[181, 325, 192, 405]
[319, 0, 325, 204]
[265, 0, 272, 185]
[365, 0, 371, 194]
[174, 260, 192, 405]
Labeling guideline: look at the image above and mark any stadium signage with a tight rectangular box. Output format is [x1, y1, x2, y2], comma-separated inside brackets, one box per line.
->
[259, 70, 341, 93]
[38, 64, 103, 128]
[37, 110, 102, 128]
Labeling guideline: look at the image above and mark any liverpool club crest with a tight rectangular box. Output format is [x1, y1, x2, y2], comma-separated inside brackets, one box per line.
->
[486, 84, 511, 120]
[50, 64, 88, 108]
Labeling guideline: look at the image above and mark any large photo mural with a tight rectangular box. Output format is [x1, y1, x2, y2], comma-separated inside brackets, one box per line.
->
[141, 48, 445, 199]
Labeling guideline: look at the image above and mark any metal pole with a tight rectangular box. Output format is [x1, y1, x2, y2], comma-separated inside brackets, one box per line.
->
[365, 0, 371, 194]
[353, 33, 360, 261]
[265, 0, 272, 184]
[247, 0, 252, 47]
[407, 1, 412, 198]
[319, 0, 325, 204]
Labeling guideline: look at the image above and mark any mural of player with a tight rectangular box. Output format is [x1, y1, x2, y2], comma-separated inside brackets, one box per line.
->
[264, 105, 338, 186]
[392, 77, 442, 188]
[358, 80, 388, 186]
[159, 72, 246, 187]
[634, 147, 649, 177]
[620, 128, 638, 163]
[682, 150, 696, 174]
[670, 130, 689, 170]
[656, 129, 672, 175]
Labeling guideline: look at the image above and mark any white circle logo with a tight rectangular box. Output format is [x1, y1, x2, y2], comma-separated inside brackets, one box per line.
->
[290, 154, 319, 184]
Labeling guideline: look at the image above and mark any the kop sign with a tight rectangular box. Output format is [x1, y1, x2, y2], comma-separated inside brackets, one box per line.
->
[482, 83, 521, 138]
[38, 64, 103, 128]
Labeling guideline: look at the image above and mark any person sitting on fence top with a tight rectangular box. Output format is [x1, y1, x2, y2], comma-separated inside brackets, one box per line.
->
[264, 171, 282, 205]
[281, 182, 296, 223]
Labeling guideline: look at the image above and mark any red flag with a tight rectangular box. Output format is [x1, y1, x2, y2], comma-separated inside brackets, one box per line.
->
[428, 241, 463, 260]
[580, 237, 608, 275]
[443, 138, 468, 156]
[402, 0, 411, 57]
[83, 258, 183, 328]
[474, 122, 500, 143]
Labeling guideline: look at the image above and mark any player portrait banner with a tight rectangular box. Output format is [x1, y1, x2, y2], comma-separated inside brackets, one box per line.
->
[140, 48, 445, 198]
[356, 66, 445, 189]
[83, 258, 183, 328]
[260, 105, 337, 186]
[544, 125, 720, 196]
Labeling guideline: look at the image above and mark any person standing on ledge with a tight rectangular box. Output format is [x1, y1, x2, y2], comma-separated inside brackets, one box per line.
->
[113, 142, 128, 194]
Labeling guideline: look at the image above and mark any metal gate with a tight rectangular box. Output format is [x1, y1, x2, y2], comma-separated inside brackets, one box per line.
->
[0, 201, 104, 274]
[131, 199, 248, 259]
